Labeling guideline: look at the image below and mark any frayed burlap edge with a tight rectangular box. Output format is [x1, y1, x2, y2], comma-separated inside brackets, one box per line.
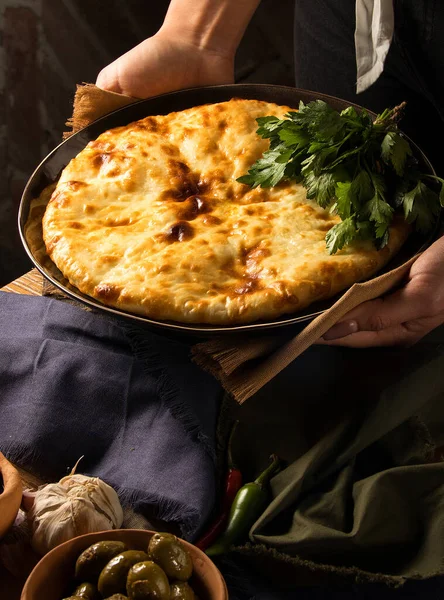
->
[64, 83, 138, 138]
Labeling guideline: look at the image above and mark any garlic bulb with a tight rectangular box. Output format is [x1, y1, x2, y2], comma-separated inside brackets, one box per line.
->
[28, 473, 123, 555]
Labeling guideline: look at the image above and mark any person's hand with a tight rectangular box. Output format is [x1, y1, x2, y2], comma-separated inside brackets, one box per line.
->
[96, 30, 234, 99]
[318, 235, 444, 347]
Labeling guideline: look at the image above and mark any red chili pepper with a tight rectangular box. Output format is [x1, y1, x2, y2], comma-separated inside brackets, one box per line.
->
[195, 421, 243, 550]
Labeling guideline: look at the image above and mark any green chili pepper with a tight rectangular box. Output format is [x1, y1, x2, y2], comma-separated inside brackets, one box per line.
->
[205, 454, 281, 557]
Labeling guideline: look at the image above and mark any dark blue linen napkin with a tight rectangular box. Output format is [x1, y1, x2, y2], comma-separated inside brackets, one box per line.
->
[0, 291, 222, 540]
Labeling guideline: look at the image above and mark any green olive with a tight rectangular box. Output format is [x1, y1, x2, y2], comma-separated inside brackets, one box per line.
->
[98, 550, 150, 597]
[103, 595, 129, 600]
[148, 533, 193, 581]
[73, 582, 100, 600]
[75, 541, 128, 582]
[126, 561, 169, 600]
[170, 581, 196, 599]
[62, 597, 84, 600]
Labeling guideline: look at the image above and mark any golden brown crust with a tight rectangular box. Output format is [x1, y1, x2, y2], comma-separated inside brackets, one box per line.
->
[32, 99, 409, 324]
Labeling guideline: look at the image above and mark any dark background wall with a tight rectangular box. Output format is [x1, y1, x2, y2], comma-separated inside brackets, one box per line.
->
[0, 0, 294, 286]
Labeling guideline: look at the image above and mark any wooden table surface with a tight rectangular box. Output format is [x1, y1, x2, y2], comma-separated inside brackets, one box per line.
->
[1, 268, 44, 296]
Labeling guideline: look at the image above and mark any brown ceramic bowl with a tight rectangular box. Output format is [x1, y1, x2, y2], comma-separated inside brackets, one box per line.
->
[21, 528, 228, 600]
[0, 452, 22, 539]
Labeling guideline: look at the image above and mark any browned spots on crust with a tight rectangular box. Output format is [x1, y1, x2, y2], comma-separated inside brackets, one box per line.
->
[196, 177, 212, 193]
[107, 167, 122, 177]
[143, 117, 158, 131]
[202, 215, 222, 226]
[105, 216, 131, 227]
[50, 181, 87, 207]
[67, 221, 84, 229]
[100, 255, 120, 265]
[318, 222, 334, 231]
[177, 196, 211, 221]
[160, 144, 176, 156]
[92, 152, 112, 169]
[243, 189, 272, 204]
[49, 193, 70, 208]
[318, 262, 337, 276]
[252, 225, 270, 236]
[169, 160, 190, 177]
[246, 246, 271, 263]
[133, 116, 166, 134]
[267, 281, 300, 306]
[63, 181, 88, 192]
[199, 109, 212, 128]
[122, 176, 138, 193]
[88, 140, 114, 152]
[163, 221, 194, 243]
[233, 277, 260, 296]
[213, 104, 225, 114]
[94, 283, 121, 302]
[245, 206, 265, 216]
[218, 119, 227, 130]
[45, 234, 61, 254]
[221, 255, 235, 272]
[167, 160, 199, 199]
[234, 219, 247, 228]
[157, 264, 173, 273]
[83, 204, 96, 214]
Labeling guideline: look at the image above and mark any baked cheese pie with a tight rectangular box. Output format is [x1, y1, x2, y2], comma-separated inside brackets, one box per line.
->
[28, 99, 409, 324]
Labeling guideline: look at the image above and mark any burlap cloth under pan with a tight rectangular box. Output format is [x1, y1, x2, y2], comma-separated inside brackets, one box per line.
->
[59, 84, 444, 590]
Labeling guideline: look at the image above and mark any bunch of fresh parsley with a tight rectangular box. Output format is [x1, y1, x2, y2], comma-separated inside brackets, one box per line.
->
[237, 100, 444, 253]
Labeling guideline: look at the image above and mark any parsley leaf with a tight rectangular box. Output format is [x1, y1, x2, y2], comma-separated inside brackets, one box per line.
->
[289, 101, 344, 141]
[237, 147, 288, 188]
[325, 217, 358, 254]
[381, 131, 412, 176]
[237, 100, 441, 253]
[399, 181, 440, 233]
[362, 173, 394, 239]
[334, 181, 354, 219]
[304, 171, 338, 208]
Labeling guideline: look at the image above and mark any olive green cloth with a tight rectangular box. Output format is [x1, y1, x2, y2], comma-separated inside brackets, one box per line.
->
[218, 337, 444, 587]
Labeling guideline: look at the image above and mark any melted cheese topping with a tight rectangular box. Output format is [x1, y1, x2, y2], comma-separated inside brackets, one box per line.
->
[35, 99, 409, 324]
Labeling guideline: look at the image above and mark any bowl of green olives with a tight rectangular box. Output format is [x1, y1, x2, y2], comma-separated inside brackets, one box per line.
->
[21, 529, 228, 600]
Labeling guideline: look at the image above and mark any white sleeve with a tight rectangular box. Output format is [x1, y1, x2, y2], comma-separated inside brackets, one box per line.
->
[355, 0, 394, 94]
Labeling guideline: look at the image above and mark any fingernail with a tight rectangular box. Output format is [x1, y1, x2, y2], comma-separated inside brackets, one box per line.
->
[323, 320, 359, 341]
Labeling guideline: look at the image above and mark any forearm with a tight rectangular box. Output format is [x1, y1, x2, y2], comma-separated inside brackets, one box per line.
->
[160, 0, 261, 58]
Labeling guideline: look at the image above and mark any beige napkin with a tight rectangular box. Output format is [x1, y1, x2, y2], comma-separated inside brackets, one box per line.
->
[65, 83, 421, 403]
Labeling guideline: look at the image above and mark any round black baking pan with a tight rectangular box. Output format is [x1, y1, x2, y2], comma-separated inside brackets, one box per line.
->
[18, 84, 440, 337]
